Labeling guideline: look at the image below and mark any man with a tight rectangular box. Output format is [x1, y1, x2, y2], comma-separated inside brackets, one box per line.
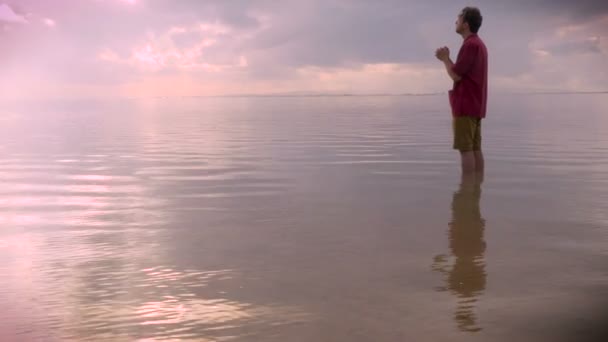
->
[435, 7, 488, 174]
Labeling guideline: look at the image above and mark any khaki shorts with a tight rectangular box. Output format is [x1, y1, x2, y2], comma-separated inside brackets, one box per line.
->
[453, 116, 482, 152]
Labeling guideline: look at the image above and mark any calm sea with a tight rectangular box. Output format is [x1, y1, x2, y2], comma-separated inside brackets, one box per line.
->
[1, 94, 607, 341]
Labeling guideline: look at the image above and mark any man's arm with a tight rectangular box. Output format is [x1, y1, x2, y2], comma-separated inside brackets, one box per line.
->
[442, 58, 462, 82]
[436, 43, 476, 83]
[435, 46, 463, 82]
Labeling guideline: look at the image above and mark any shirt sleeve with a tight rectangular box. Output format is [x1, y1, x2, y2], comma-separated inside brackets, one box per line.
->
[452, 43, 478, 77]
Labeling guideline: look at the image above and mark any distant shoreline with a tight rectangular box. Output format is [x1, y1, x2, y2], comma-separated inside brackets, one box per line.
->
[171, 93, 444, 98]
[502, 91, 608, 95]
[2, 91, 606, 103]
[146, 91, 608, 99]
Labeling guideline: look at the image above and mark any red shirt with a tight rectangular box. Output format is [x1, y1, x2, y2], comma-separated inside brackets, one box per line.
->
[449, 34, 488, 118]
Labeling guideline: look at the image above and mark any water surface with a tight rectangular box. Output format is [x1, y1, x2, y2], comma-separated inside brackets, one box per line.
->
[1, 94, 608, 341]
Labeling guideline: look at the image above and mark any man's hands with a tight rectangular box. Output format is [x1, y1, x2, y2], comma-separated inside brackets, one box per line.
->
[435, 46, 450, 62]
[435, 46, 461, 82]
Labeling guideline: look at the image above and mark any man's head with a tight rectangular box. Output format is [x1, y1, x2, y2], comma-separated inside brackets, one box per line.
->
[455, 7, 483, 35]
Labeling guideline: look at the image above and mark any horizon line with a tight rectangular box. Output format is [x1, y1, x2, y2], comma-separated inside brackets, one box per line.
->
[135, 90, 608, 99]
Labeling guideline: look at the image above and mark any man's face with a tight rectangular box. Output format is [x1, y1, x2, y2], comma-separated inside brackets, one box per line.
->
[455, 15, 466, 34]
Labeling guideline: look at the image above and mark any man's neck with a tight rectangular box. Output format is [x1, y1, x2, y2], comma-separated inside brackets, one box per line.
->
[461, 31, 474, 40]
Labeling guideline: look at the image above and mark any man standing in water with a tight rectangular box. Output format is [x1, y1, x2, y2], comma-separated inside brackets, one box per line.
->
[436, 7, 488, 174]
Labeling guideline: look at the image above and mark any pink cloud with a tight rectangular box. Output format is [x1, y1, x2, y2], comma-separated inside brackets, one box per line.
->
[530, 15, 608, 57]
[495, 15, 608, 92]
[98, 48, 121, 62]
[3, 1, 607, 100]
[100, 22, 246, 72]
[0, 3, 27, 24]
[43, 18, 55, 27]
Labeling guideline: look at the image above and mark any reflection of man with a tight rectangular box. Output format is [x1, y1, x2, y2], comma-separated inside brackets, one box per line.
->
[433, 174, 486, 332]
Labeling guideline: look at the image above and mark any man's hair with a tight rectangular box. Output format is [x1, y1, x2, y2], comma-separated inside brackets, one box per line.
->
[460, 7, 483, 33]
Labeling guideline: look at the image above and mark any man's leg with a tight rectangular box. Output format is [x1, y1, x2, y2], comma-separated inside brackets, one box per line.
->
[461, 151, 476, 174]
[454, 116, 477, 174]
[474, 150, 484, 172]
[473, 118, 484, 173]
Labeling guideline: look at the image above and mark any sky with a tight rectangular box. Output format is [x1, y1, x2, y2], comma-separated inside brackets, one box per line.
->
[1, 0, 607, 99]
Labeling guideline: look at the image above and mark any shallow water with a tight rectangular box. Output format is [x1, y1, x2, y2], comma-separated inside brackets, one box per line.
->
[1, 94, 607, 341]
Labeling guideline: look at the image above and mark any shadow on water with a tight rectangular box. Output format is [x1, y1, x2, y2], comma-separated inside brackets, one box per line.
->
[432, 172, 486, 333]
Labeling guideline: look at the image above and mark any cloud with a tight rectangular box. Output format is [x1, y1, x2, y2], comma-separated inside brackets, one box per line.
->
[0, 3, 27, 24]
[495, 15, 608, 92]
[546, 37, 602, 55]
[530, 15, 608, 57]
[99, 22, 247, 73]
[42, 18, 55, 27]
[533, 0, 608, 20]
[486, 0, 608, 22]
[1, 0, 607, 100]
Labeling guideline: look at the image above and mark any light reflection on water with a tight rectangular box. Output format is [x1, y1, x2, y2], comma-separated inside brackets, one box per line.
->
[0, 95, 607, 341]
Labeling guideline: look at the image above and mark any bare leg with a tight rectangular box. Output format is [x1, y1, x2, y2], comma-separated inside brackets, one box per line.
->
[460, 151, 476, 174]
[474, 150, 484, 173]
[461, 165, 484, 185]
